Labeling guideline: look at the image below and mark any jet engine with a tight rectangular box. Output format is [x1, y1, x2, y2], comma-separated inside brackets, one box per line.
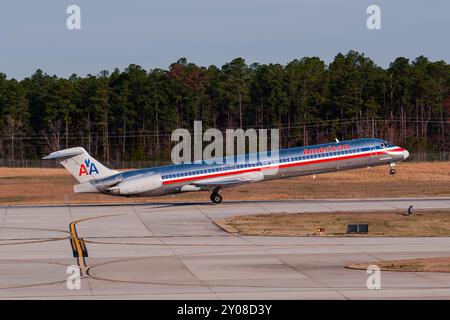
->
[107, 173, 162, 195]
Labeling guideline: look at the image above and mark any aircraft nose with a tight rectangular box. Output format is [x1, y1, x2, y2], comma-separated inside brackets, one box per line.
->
[403, 149, 409, 160]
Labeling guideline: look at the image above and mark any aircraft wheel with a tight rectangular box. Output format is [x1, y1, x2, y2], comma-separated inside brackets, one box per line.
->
[210, 193, 223, 204]
[390, 168, 396, 175]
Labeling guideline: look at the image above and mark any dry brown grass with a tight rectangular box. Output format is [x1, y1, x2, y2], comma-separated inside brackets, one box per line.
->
[0, 161, 449, 205]
[347, 257, 450, 273]
[215, 210, 450, 237]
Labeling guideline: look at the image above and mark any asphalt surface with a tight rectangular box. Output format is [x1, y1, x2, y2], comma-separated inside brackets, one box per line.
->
[0, 198, 450, 299]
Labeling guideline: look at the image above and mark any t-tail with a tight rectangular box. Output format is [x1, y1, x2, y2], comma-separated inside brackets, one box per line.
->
[43, 147, 119, 192]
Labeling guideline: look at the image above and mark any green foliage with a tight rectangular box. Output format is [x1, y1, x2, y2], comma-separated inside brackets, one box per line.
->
[129, 145, 147, 161]
[0, 52, 448, 161]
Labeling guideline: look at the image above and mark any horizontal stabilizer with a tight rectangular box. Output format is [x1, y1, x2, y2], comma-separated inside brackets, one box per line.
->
[42, 147, 85, 160]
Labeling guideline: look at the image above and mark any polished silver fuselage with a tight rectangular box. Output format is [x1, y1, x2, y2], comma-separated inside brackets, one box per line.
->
[95, 138, 409, 197]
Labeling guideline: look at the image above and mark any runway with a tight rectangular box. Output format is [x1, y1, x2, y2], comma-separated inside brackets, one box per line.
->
[0, 198, 450, 299]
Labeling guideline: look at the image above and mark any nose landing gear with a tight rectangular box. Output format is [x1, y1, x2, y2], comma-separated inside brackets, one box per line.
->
[389, 163, 396, 175]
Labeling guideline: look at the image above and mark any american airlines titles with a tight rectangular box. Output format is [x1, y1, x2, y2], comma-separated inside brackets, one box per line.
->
[303, 144, 350, 155]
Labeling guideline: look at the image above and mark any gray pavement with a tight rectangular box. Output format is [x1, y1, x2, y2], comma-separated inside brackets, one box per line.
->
[0, 198, 450, 299]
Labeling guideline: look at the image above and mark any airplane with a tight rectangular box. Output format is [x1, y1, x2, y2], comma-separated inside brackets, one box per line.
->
[43, 138, 409, 204]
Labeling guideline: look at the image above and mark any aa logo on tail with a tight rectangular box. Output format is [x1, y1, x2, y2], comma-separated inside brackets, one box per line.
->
[79, 159, 99, 176]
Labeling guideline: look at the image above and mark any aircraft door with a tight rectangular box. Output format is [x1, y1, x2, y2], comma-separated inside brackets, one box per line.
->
[369, 146, 377, 164]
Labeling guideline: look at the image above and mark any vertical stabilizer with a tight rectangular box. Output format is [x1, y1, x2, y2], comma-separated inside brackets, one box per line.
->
[43, 147, 119, 183]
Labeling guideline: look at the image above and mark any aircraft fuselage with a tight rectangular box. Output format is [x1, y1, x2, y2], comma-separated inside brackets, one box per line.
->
[91, 138, 409, 200]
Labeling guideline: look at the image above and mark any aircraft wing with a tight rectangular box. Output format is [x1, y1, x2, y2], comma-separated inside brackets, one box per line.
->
[191, 179, 246, 187]
[189, 171, 264, 189]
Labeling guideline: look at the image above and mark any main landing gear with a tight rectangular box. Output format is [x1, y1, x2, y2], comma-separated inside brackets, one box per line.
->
[389, 163, 396, 175]
[210, 190, 223, 204]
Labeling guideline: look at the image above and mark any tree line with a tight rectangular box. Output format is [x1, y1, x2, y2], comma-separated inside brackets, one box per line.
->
[0, 50, 449, 165]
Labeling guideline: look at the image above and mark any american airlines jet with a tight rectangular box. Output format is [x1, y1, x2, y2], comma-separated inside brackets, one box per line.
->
[43, 138, 409, 203]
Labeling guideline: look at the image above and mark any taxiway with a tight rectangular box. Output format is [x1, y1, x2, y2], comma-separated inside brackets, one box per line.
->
[0, 198, 450, 299]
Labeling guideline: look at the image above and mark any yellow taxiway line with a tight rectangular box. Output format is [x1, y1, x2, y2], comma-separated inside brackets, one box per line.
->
[68, 214, 122, 274]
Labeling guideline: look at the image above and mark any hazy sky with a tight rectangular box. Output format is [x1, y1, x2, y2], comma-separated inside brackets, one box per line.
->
[0, 0, 448, 79]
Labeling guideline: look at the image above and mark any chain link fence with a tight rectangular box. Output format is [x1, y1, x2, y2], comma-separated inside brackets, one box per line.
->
[0, 152, 448, 169]
[0, 159, 173, 169]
